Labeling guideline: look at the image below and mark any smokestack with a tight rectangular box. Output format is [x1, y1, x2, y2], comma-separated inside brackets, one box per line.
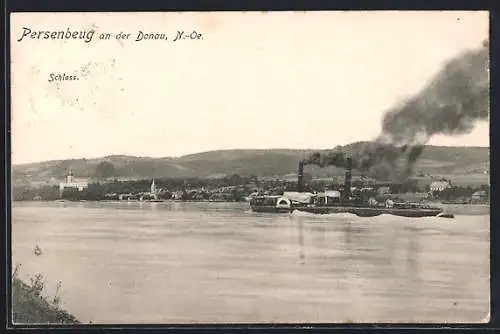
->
[297, 161, 304, 192]
[344, 157, 352, 199]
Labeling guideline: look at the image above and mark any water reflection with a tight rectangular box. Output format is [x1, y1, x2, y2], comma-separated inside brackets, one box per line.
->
[342, 220, 367, 261]
[297, 218, 305, 264]
[406, 226, 420, 282]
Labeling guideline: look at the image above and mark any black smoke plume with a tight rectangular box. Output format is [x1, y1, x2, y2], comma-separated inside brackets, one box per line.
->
[302, 40, 489, 180]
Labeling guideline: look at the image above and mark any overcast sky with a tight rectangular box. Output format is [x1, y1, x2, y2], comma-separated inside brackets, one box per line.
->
[11, 11, 489, 165]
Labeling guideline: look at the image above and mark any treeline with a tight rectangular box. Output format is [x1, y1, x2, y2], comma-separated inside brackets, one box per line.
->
[431, 184, 490, 202]
[60, 184, 254, 202]
[13, 174, 261, 202]
[13, 185, 60, 201]
[12, 175, 490, 203]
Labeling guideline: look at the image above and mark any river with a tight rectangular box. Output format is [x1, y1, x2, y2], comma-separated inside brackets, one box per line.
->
[11, 201, 490, 324]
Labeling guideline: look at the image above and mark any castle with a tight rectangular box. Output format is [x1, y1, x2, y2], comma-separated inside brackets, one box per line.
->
[59, 169, 88, 198]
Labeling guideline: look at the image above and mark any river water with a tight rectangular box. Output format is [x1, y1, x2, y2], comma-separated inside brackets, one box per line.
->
[11, 201, 490, 324]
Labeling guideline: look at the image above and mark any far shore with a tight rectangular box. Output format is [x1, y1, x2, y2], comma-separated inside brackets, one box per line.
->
[14, 198, 491, 205]
[13, 199, 490, 216]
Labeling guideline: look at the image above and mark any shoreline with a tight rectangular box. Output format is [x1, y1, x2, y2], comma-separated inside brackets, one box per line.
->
[11, 277, 79, 325]
[12, 198, 492, 205]
[12, 199, 490, 216]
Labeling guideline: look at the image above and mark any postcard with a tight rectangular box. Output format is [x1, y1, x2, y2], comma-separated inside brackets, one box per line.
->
[10, 11, 490, 325]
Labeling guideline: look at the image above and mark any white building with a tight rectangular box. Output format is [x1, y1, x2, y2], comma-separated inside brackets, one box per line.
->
[429, 180, 451, 193]
[472, 190, 488, 202]
[59, 169, 88, 197]
[377, 186, 391, 195]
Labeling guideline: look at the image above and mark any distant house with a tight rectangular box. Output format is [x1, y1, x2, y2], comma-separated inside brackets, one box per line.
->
[353, 176, 376, 186]
[377, 186, 391, 195]
[472, 190, 488, 202]
[118, 193, 133, 200]
[172, 191, 184, 200]
[104, 193, 119, 200]
[209, 193, 232, 202]
[429, 181, 451, 192]
[192, 192, 207, 201]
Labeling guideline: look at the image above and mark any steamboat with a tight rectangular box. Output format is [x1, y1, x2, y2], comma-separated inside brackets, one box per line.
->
[250, 157, 453, 219]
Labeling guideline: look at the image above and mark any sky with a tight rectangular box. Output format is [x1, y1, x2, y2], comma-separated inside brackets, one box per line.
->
[11, 11, 489, 165]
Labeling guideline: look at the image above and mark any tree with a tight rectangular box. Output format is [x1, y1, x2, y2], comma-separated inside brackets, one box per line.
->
[84, 183, 105, 201]
[228, 173, 243, 186]
[95, 161, 115, 178]
[61, 187, 83, 201]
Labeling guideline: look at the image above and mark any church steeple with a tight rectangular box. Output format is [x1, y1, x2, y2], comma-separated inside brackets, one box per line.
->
[150, 179, 158, 200]
[67, 168, 73, 183]
[150, 179, 156, 194]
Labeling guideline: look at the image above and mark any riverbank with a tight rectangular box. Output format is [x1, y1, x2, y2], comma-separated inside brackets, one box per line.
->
[436, 203, 490, 216]
[11, 277, 79, 325]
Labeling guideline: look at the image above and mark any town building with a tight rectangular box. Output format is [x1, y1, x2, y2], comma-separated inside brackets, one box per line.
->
[429, 180, 451, 193]
[471, 190, 488, 203]
[377, 186, 391, 195]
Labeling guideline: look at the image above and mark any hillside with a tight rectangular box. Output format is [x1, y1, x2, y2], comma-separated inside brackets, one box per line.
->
[12, 143, 490, 186]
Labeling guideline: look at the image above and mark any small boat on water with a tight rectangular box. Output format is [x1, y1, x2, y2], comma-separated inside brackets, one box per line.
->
[250, 156, 453, 219]
[34, 244, 42, 256]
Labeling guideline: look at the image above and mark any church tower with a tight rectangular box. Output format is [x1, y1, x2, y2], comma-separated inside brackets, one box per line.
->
[150, 179, 155, 193]
[150, 179, 157, 200]
[67, 169, 73, 184]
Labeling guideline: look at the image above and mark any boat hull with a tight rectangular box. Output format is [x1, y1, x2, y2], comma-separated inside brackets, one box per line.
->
[250, 205, 444, 218]
[249, 205, 296, 214]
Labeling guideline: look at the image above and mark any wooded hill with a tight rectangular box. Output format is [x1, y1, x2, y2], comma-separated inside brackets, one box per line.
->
[12, 142, 489, 186]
